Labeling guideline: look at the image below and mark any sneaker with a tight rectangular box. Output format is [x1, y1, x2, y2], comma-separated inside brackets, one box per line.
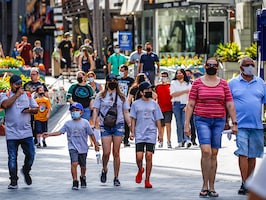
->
[167, 141, 172, 148]
[135, 167, 144, 183]
[145, 180, 152, 188]
[36, 143, 41, 148]
[42, 140, 47, 147]
[21, 168, 32, 185]
[186, 141, 192, 148]
[8, 179, 18, 189]
[100, 169, 107, 183]
[113, 177, 121, 186]
[175, 142, 183, 149]
[80, 176, 86, 188]
[72, 180, 79, 190]
[238, 182, 247, 195]
[158, 141, 163, 148]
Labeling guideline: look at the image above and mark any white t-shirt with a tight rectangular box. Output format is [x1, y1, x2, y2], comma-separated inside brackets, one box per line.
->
[170, 80, 191, 104]
[130, 99, 163, 144]
[246, 157, 266, 198]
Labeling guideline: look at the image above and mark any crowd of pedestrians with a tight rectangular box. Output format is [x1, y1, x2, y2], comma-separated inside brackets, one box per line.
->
[0, 35, 265, 199]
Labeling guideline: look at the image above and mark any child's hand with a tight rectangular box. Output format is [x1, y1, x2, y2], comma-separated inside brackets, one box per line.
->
[94, 145, 100, 152]
[129, 133, 134, 140]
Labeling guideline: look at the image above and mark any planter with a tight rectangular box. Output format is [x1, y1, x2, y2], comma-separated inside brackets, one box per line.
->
[219, 62, 240, 80]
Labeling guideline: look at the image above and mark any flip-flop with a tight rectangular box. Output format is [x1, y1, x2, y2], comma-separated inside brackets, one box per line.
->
[199, 189, 209, 198]
[208, 190, 219, 197]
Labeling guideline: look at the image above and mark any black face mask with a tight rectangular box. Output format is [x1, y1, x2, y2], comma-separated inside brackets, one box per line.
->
[77, 77, 83, 83]
[206, 67, 217, 75]
[146, 47, 151, 52]
[144, 91, 152, 98]
[39, 92, 45, 96]
[108, 82, 117, 90]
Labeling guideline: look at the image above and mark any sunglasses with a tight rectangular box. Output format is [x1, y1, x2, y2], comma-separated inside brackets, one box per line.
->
[206, 63, 218, 67]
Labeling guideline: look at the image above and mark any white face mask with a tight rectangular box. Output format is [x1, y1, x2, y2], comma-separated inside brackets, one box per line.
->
[119, 71, 124, 77]
[242, 65, 254, 76]
[161, 77, 168, 83]
[88, 77, 94, 83]
[114, 48, 119, 53]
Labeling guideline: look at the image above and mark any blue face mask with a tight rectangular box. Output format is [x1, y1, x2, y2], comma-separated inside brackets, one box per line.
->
[88, 77, 94, 83]
[242, 65, 254, 76]
[71, 111, 81, 119]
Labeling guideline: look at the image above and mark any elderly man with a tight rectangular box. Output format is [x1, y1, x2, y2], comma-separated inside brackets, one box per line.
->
[229, 57, 266, 195]
[0, 75, 38, 189]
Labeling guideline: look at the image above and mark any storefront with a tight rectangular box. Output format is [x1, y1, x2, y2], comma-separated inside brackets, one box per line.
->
[141, 0, 234, 57]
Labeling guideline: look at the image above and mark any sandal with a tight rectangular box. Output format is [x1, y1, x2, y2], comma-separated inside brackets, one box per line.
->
[199, 189, 209, 198]
[208, 190, 219, 197]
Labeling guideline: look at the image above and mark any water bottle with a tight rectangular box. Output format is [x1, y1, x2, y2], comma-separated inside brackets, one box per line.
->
[96, 151, 101, 164]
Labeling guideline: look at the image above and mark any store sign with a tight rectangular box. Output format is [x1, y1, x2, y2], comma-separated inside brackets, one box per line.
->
[144, 1, 189, 10]
[118, 32, 132, 51]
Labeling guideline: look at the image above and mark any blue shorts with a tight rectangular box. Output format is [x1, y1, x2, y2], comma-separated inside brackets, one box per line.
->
[100, 123, 124, 137]
[35, 120, 48, 134]
[81, 107, 91, 121]
[69, 149, 87, 166]
[194, 115, 226, 148]
[234, 128, 264, 158]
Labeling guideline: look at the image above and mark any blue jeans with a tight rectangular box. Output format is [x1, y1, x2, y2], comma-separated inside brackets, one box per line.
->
[6, 137, 35, 180]
[173, 102, 189, 143]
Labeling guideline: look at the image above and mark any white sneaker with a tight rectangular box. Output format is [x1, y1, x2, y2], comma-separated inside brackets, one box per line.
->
[185, 141, 192, 148]
[175, 142, 183, 149]
[167, 141, 172, 148]
[158, 141, 163, 148]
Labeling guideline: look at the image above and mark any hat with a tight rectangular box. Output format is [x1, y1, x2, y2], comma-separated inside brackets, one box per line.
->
[64, 32, 71, 37]
[139, 81, 153, 92]
[106, 74, 118, 81]
[69, 102, 84, 112]
[10, 75, 22, 84]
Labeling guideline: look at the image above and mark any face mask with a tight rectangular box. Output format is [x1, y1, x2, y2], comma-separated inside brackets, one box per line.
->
[206, 67, 217, 75]
[146, 47, 151, 52]
[77, 77, 83, 83]
[108, 82, 117, 90]
[39, 92, 45, 96]
[161, 77, 168, 82]
[242, 65, 254, 76]
[114, 48, 119, 53]
[71, 111, 81, 119]
[139, 75, 145, 83]
[187, 76, 191, 81]
[119, 72, 124, 77]
[88, 77, 94, 83]
[144, 91, 152, 98]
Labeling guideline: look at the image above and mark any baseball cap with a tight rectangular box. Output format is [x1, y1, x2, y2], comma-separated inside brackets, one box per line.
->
[10, 75, 22, 84]
[106, 74, 118, 81]
[69, 102, 84, 112]
[64, 32, 71, 37]
[138, 81, 153, 92]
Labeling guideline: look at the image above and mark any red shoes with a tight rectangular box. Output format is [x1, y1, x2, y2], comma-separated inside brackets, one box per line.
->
[145, 180, 152, 188]
[135, 167, 144, 183]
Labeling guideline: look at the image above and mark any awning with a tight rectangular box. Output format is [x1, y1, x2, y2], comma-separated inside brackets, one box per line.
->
[187, 0, 235, 4]
[120, 0, 143, 15]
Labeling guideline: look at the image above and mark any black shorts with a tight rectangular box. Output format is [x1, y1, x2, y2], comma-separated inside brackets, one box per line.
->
[136, 142, 155, 153]
[35, 120, 48, 134]
[60, 58, 72, 69]
[161, 111, 173, 127]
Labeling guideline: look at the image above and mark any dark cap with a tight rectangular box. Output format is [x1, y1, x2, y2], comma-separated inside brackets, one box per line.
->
[69, 102, 84, 112]
[106, 74, 118, 81]
[10, 75, 22, 84]
[139, 81, 153, 92]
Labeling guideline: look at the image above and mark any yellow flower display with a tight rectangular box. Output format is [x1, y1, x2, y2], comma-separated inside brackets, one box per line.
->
[160, 55, 203, 68]
[0, 56, 24, 68]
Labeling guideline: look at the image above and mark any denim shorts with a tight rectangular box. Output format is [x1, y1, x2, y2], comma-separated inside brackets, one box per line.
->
[35, 120, 48, 134]
[194, 115, 226, 148]
[100, 123, 124, 137]
[69, 149, 87, 166]
[234, 128, 264, 158]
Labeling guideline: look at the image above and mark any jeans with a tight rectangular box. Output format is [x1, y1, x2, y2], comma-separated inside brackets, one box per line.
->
[7, 137, 35, 180]
[173, 102, 189, 143]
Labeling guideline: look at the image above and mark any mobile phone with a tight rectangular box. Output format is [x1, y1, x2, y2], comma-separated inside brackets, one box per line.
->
[21, 107, 29, 113]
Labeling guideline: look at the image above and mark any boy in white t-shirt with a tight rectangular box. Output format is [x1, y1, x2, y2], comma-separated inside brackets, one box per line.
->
[130, 81, 163, 188]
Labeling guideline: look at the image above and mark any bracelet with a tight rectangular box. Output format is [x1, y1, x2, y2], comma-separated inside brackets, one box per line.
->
[232, 122, 238, 125]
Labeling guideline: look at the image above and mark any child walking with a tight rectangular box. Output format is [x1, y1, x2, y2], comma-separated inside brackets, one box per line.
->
[129, 81, 163, 188]
[34, 85, 51, 148]
[43, 102, 99, 190]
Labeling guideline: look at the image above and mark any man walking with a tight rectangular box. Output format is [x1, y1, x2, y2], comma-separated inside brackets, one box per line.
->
[107, 44, 127, 76]
[229, 57, 266, 195]
[138, 42, 160, 85]
[0, 75, 38, 189]
[129, 44, 145, 78]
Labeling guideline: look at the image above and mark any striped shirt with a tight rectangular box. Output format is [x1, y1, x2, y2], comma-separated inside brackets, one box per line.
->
[188, 78, 233, 118]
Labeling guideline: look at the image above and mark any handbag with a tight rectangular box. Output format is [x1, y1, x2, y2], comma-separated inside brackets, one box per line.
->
[101, 94, 118, 127]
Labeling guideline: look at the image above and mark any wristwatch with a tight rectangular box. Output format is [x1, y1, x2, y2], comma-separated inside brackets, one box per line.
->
[232, 122, 238, 125]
